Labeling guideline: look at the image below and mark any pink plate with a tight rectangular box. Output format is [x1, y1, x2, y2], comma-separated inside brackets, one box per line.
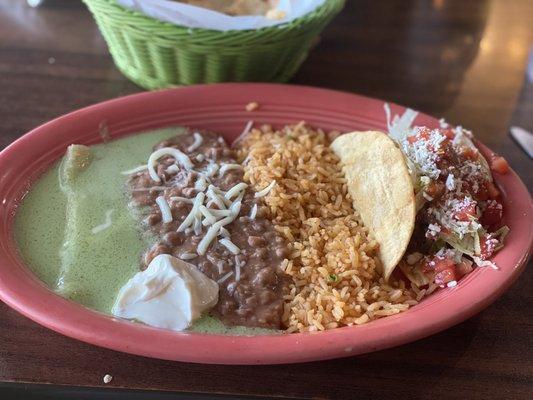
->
[0, 84, 531, 364]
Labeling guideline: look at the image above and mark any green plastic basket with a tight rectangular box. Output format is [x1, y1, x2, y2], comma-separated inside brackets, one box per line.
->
[82, 0, 345, 89]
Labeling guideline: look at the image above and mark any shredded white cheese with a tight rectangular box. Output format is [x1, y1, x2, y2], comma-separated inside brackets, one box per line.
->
[197, 216, 233, 255]
[199, 205, 217, 225]
[209, 209, 233, 217]
[219, 238, 240, 255]
[179, 253, 197, 260]
[225, 182, 248, 201]
[219, 163, 242, 176]
[131, 186, 168, 192]
[156, 196, 173, 224]
[207, 185, 227, 210]
[187, 132, 203, 152]
[121, 165, 147, 175]
[170, 196, 193, 203]
[91, 209, 114, 234]
[204, 162, 219, 178]
[255, 181, 276, 198]
[166, 164, 180, 174]
[249, 203, 258, 219]
[193, 216, 202, 235]
[217, 271, 233, 284]
[219, 227, 230, 238]
[241, 121, 253, 138]
[196, 154, 205, 162]
[194, 176, 208, 192]
[216, 262, 224, 274]
[230, 200, 242, 217]
[177, 192, 205, 232]
[235, 263, 241, 282]
[148, 147, 193, 182]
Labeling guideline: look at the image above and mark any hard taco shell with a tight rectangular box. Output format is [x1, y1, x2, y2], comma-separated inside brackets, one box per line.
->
[331, 131, 416, 280]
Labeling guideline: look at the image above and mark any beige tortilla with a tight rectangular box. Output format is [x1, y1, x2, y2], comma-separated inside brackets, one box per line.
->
[331, 131, 415, 280]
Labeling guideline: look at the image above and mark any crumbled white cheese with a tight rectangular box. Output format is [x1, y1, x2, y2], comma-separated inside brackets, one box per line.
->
[402, 128, 445, 179]
[446, 174, 456, 191]
[426, 223, 441, 238]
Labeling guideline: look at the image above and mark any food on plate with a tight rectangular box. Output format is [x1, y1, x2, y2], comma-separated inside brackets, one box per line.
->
[237, 124, 419, 332]
[177, 0, 282, 17]
[13, 105, 509, 334]
[385, 106, 509, 289]
[113, 254, 219, 331]
[331, 131, 416, 280]
[16, 129, 178, 312]
[128, 130, 290, 329]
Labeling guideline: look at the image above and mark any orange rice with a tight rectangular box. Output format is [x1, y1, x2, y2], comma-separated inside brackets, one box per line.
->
[238, 123, 424, 332]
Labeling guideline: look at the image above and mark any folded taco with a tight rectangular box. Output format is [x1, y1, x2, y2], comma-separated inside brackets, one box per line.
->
[332, 107, 509, 289]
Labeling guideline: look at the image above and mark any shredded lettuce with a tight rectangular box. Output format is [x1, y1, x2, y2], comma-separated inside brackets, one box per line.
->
[441, 231, 478, 258]
[399, 261, 431, 287]
[384, 103, 419, 143]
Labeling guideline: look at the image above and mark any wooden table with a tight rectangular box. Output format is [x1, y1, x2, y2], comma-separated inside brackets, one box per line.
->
[0, 1, 531, 399]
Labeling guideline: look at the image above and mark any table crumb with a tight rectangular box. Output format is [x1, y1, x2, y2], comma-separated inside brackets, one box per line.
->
[245, 102, 259, 112]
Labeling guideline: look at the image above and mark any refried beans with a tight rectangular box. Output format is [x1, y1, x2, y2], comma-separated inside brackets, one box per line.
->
[127, 130, 290, 329]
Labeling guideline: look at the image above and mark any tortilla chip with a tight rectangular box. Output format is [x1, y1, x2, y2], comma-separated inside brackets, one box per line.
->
[331, 131, 415, 280]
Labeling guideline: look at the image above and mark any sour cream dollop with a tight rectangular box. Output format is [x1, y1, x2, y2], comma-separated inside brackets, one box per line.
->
[112, 254, 218, 331]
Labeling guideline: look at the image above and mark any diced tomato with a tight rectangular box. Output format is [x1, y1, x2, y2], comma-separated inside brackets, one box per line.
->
[460, 146, 478, 161]
[455, 260, 474, 278]
[425, 181, 445, 199]
[486, 181, 500, 199]
[440, 226, 451, 235]
[434, 266, 457, 286]
[453, 199, 477, 221]
[442, 129, 455, 140]
[407, 128, 431, 144]
[480, 200, 503, 227]
[433, 257, 455, 273]
[479, 235, 498, 260]
[490, 156, 510, 174]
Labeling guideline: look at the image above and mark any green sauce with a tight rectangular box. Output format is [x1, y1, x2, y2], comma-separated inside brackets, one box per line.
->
[15, 128, 178, 312]
[14, 128, 279, 336]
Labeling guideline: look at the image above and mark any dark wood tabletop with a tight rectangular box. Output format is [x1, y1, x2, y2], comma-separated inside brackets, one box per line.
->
[0, 0, 532, 399]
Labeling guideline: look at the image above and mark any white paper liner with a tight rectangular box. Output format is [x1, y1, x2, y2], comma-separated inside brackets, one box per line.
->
[116, 0, 326, 31]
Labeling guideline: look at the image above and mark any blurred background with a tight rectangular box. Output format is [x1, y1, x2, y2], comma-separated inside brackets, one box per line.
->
[1, 1, 531, 177]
